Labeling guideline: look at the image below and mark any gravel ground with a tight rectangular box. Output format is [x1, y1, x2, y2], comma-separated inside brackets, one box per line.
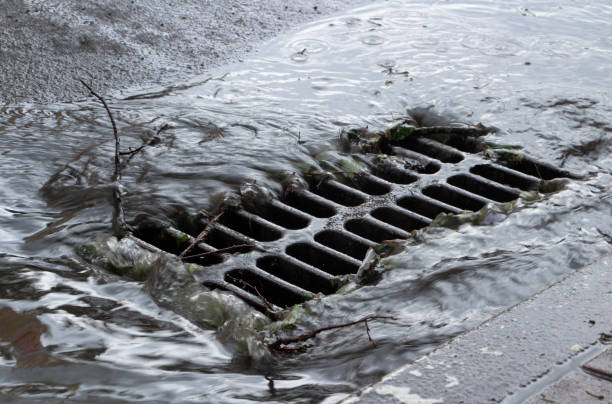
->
[0, 0, 372, 104]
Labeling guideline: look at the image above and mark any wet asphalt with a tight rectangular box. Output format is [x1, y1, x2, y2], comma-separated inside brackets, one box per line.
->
[0, 0, 371, 104]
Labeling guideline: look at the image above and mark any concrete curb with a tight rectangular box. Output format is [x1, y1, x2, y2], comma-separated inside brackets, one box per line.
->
[343, 254, 612, 403]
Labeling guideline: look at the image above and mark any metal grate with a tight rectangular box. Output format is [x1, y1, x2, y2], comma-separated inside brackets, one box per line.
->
[133, 133, 575, 313]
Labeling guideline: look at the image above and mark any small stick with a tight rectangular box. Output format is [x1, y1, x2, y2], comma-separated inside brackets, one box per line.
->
[120, 123, 170, 165]
[78, 79, 120, 182]
[78, 78, 127, 237]
[268, 315, 395, 352]
[364, 318, 376, 347]
[181, 244, 252, 260]
[226, 274, 275, 311]
[178, 212, 223, 258]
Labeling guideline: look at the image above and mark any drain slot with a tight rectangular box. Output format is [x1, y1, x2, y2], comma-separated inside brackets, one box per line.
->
[133, 223, 224, 266]
[371, 207, 430, 232]
[283, 189, 336, 218]
[341, 174, 392, 196]
[286, 242, 360, 275]
[310, 180, 366, 207]
[470, 164, 539, 191]
[225, 268, 310, 308]
[256, 255, 336, 294]
[201, 226, 251, 250]
[345, 218, 409, 242]
[391, 147, 441, 174]
[422, 184, 488, 212]
[395, 137, 464, 163]
[447, 174, 519, 203]
[220, 210, 283, 242]
[314, 230, 373, 260]
[396, 195, 459, 219]
[370, 164, 419, 184]
[245, 200, 310, 230]
[444, 135, 485, 154]
[495, 151, 569, 180]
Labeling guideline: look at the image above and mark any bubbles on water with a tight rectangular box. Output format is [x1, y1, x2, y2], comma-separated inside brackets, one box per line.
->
[461, 34, 524, 57]
[409, 35, 441, 49]
[288, 38, 329, 62]
[361, 35, 386, 46]
[536, 38, 584, 58]
[342, 17, 362, 26]
[290, 52, 309, 63]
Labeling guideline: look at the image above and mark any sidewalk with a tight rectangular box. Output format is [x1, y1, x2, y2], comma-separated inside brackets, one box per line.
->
[342, 254, 612, 403]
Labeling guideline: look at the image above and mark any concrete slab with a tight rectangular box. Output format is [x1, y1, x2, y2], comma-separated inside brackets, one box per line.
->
[522, 373, 611, 404]
[342, 254, 612, 404]
[583, 349, 612, 380]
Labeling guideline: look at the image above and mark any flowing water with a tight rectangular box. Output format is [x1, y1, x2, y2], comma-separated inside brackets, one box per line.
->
[1, 1, 611, 402]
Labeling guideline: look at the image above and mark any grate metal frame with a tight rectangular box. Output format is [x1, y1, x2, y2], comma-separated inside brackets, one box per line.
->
[134, 135, 576, 313]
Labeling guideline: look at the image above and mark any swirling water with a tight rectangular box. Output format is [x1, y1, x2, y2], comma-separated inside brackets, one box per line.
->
[1, 1, 611, 402]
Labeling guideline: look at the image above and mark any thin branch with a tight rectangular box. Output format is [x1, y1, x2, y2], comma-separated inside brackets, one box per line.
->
[78, 78, 127, 237]
[178, 212, 223, 258]
[364, 318, 376, 347]
[120, 123, 169, 165]
[226, 274, 275, 311]
[78, 79, 120, 182]
[181, 244, 252, 260]
[268, 315, 395, 352]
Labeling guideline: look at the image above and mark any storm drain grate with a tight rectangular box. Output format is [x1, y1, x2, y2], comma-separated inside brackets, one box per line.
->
[133, 132, 576, 313]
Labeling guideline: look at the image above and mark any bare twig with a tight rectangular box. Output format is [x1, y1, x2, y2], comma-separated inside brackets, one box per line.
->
[78, 78, 127, 237]
[178, 212, 223, 258]
[78, 79, 120, 182]
[120, 123, 170, 165]
[268, 315, 395, 352]
[181, 244, 252, 260]
[364, 318, 376, 347]
[226, 274, 275, 311]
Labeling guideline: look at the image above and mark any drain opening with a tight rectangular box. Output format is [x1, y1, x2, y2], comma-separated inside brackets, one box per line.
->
[470, 164, 539, 191]
[444, 135, 485, 154]
[314, 230, 373, 260]
[495, 152, 569, 180]
[309, 180, 366, 207]
[391, 147, 441, 174]
[340, 173, 392, 196]
[220, 210, 282, 241]
[283, 189, 336, 218]
[447, 174, 519, 203]
[422, 184, 487, 212]
[370, 207, 430, 233]
[345, 218, 408, 243]
[395, 137, 464, 163]
[396, 195, 459, 219]
[286, 242, 360, 275]
[370, 164, 419, 184]
[256, 255, 336, 294]
[225, 268, 309, 308]
[133, 223, 224, 266]
[191, 226, 251, 250]
[244, 200, 310, 230]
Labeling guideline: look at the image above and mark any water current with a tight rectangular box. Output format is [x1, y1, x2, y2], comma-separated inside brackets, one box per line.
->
[1, 1, 611, 402]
